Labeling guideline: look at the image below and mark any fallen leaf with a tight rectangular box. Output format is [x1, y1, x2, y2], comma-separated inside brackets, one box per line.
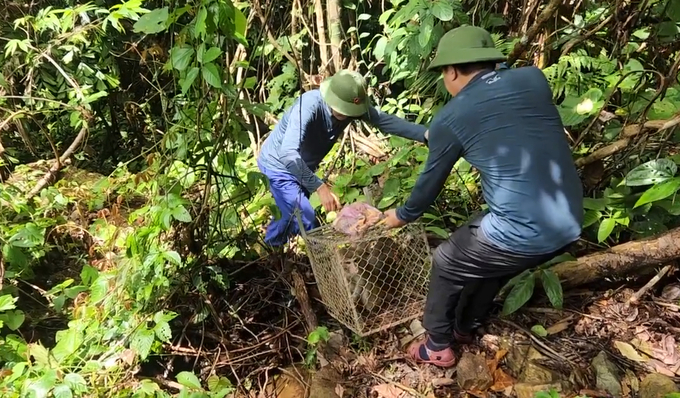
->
[335, 384, 345, 397]
[530, 325, 548, 337]
[615, 340, 648, 362]
[546, 319, 571, 335]
[649, 359, 678, 377]
[490, 368, 515, 392]
[372, 384, 406, 398]
[487, 349, 508, 373]
[120, 349, 135, 365]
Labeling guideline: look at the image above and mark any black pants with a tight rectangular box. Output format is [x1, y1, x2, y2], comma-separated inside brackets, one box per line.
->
[424, 213, 569, 345]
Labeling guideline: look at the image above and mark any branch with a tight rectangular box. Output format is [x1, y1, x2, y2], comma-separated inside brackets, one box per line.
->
[574, 115, 680, 168]
[26, 111, 92, 199]
[506, 0, 563, 67]
[250, 0, 302, 70]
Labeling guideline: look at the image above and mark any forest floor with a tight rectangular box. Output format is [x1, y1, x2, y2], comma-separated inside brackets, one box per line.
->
[160, 255, 680, 398]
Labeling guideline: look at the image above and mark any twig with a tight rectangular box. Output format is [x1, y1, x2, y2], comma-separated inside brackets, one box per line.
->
[26, 117, 91, 199]
[369, 371, 429, 398]
[498, 318, 574, 365]
[628, 264, 673, 304]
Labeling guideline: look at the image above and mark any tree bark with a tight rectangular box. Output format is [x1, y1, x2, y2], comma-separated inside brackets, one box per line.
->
[326, 0, 343, 73]
[552, 227, 680, 288]
[313, 0, 330, 75]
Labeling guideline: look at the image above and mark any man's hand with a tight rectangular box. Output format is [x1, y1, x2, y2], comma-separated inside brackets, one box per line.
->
[317, 183, 341, 213]
[383, 209, 407, 229]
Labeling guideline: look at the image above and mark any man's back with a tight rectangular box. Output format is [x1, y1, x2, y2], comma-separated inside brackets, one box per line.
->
[448, 66, 583, 255]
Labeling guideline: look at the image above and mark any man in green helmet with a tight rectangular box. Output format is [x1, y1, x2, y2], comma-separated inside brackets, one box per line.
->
[257, 70, 428, 247]
[382, 25, 583, 367]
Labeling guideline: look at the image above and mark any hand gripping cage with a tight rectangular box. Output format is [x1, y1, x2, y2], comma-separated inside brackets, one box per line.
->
[298, 215, 433, 336]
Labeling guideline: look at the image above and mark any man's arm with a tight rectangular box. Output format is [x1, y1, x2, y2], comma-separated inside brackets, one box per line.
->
[396, 120, 464, 222]
[362, 106, 428, 143]
[279, 98, 324, 193]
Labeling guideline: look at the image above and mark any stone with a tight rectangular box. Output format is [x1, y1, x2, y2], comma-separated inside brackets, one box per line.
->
[591, 351, 622, 396]
[456, 352, 494, 391]
[639, 373, 680, 398]
[514, 383, 563, 398]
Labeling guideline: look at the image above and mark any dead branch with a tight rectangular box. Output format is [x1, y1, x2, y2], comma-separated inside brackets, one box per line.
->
[627, 264, 674, 304]
[552, 227, 680, 288]
[26, 112, 91, 199]
[574, 115, 680, 168]
[506, 0, 563, 67]
[291, 269, 318, 333]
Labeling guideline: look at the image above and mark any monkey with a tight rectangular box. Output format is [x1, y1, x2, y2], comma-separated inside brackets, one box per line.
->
[337, 236, 407, 316]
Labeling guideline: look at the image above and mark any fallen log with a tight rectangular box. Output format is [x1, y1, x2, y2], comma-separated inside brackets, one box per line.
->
[552, 227, 680, 288]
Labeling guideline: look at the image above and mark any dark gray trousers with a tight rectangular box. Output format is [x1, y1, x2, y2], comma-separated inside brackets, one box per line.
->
[424, 213, 569, 345]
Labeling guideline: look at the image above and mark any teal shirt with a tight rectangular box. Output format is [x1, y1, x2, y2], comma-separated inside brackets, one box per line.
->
[397, 67, 583, 255]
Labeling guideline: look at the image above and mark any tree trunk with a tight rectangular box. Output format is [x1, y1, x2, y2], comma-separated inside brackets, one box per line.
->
[326, 0, 343, 73]
[552, 227, 680, 288]
[313, 0, 330, 75]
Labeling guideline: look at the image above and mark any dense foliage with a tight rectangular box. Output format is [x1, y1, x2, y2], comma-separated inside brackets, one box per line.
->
[0, 0, 679, 396]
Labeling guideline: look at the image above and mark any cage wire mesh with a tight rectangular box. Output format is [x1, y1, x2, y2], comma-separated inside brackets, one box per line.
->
[300, 219, 432, 336]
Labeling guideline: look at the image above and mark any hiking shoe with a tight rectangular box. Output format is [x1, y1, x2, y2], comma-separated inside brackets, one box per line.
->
[406, 338, 457, 368]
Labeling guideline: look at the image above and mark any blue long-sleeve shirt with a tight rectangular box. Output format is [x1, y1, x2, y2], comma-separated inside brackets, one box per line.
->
[396, 66, 583, 255]
[258, 89, 428, 193]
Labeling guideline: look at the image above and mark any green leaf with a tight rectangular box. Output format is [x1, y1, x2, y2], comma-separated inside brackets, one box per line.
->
[531, 325, 548, 337]
[502, 272, 536, 315]
[667, 0, 680, 22]
[234, 6, 247, 38]
[635, 177, 680, 208]
[172, 205, 192, 222]
[177, 371, 202, 390]
[170, 46, 194, 71]
[163, 250, 182, 265]
[181, 67, 200, 95]
[539, 269, 563, 309]
[194, 7, 207, 37]
[2, 310, 25, 330]
[0, 294, 18, 312]
[53, 328, 84, 362]
[373, 36, 388, 60]
[201, 63, 222, 88]
[155, 321, 172, 342]
[382, 178, 400, 197]
[624, 158, 677, 187]
[202, 47, 222, 64]
[133, 7, 168, 34]
[583, 197, 607, 211]
[308, 326, 330, 345]
[583, 210, 601, 228]
[131, 328, 155, 360]
[430, 0, 454, 21]
[358, 13, 371, 20]
[418, 20, 433, 47]
[425, 226, 449, 239]
[597, 218, 616, 243]
[2, 244, 28, 268]
[53, 384, 73, 398]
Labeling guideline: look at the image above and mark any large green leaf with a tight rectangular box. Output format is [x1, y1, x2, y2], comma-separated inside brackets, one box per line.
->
[624, 158, 677, 187]
[634, 177, 680, 208]
[597, 218, 616, 243]
[201, 63, 222, 88]
[430, 0, 454, 21]
[234, 6, 247, 38]
[539, 269, 563, 309]
[132, 7, 168, 34]
[502, 272, 536, 315]
[169, 46, 194, 71]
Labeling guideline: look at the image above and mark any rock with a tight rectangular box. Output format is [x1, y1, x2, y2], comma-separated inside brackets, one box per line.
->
[431, 378, 455, 388]
[639, 373, 680, 398]
[502, 342, 561, 384]
[591, 351, 622, 396]
[456, 352, 493, 391]
[317, 331, 346, 367]
[514, 383, 563, 398]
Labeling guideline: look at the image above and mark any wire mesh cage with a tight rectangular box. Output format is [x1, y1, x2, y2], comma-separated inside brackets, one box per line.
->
[301, 221, 432, 336]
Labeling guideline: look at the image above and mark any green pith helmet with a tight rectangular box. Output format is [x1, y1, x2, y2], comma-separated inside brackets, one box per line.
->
[320, 70, 370, 117]
[428, 25, 506, 70]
